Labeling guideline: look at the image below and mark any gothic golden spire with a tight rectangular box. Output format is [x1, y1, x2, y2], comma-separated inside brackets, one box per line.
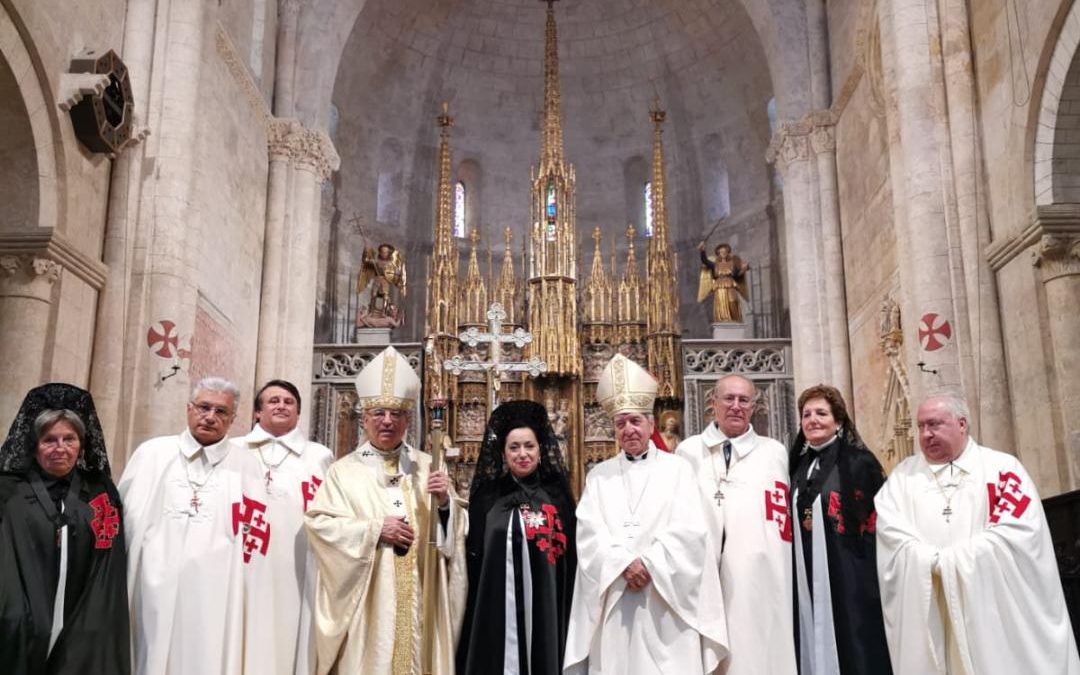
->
[644, 97, 683, 400]
[493, 227, 520, 325]
[618, 224, 644, 326]
[425, 102, 459, 405]
[459, 228, 488, 327]
[528, 0, 579, 376]
[582, 226, 613, 325]
[539, 0, 564, 173]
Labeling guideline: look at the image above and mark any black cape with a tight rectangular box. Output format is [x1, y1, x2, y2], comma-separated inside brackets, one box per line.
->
[0, 466, 130, 675]
[791, 440, 892, 675]
[457, 472, 577, 675]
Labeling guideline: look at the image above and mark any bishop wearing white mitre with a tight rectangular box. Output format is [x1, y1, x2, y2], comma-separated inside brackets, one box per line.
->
[305, 346, 467, 675]
[564, 354, 728, 674]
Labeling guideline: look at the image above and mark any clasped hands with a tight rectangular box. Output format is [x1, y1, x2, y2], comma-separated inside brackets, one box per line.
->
[622, 558, 652, 591]
[378, 470, 451, 551]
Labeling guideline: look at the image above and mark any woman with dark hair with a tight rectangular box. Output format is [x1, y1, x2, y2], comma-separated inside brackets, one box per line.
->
[789, 384, 891, 675]
[456, 400, 577, 675]
[0, 383, 130, 675]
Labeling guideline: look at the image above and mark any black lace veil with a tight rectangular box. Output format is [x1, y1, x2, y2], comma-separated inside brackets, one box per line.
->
[470, 399, 572, 502]
[0, 383, 111, 477]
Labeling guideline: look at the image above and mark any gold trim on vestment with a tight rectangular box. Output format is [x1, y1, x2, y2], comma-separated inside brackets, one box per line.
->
[392, 477, 418, 675]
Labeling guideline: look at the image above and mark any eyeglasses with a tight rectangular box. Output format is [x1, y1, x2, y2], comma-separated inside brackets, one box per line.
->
[366, 408, 406, 421]
[191, 402, 234, 419]
[717, 394, 754, 409]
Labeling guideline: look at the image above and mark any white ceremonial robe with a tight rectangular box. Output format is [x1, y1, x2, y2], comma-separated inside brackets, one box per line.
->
[876, 437, 1080, 675]
[239, 425, 333, 675]
[564, 446, 728, 675]
[676, 424, 796, 675]
[119, 430, 271, 675]
[304, 442, 467, 675]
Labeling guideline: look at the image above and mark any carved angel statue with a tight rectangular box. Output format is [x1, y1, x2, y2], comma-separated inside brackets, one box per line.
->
[355, 243, 406, 329]
[697, 241, 750, 323]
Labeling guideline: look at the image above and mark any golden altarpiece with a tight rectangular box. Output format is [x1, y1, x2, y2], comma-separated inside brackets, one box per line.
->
[309, 0, 796, 495]
[417, 1, 687, 494]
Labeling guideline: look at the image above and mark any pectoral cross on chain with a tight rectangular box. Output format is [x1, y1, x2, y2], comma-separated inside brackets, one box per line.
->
[264, 470, 273, 491]
[713, 488, 725, 506]
[393, 499, 403, 508]
[942, 505, 952, 523]
[190, 492, 201, 514]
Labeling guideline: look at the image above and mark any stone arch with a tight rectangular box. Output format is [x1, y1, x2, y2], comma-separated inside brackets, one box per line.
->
[0, 4, 62, 232]
[1034, 0, 1080, 205]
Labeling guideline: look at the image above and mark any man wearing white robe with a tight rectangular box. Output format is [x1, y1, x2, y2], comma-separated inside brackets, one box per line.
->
[238, 379, 333, 675]
[565, 354, 728, 675]
[120, 377, 271, 675]
[675, 374, 796, 675]
[876, 394, 1080, 675]
[305, 345, 467, 675]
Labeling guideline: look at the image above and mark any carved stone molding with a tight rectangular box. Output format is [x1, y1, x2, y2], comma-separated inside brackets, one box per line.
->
[292, 127, 341, 183]
[810, 124, 836, 155]
[0, 231, 106, 289]
[987, 204, 1080, 271]
[267, 117, 302, 161]
[215, 24, 272, 122]
[1034, 235, 1080, 282]
[0, 255, 62, 285]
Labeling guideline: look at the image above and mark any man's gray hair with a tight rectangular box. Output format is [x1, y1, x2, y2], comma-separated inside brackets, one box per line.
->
[191, 376, 241, 406]
[711, 374, 757, 397]
[33, 409, 86, 443]
[928, 393, 970, 422]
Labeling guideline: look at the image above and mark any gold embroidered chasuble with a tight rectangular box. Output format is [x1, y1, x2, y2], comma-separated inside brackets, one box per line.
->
[304, 442, 467, 675]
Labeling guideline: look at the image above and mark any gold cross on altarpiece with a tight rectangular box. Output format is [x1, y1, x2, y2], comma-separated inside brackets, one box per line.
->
[443, 302, 547, 410]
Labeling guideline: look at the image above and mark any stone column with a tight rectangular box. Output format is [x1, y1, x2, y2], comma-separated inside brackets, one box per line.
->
[272, 0, 300, 118]
[878, 0, 976, 410]
[770, 123, 827, 393]
[129, 0, 207, 446]
[809, 115, 853, 403]
[1035, 236, 1080, 488]
[254, 123, 338, 430]
[769, 116, 853, 401]
[254, 119, 300, 389]
[0, 256, 61, 432]
[90, 0, 158, 462]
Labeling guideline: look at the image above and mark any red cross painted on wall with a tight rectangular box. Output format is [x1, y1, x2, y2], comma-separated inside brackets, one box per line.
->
[918, 312, 953, 352]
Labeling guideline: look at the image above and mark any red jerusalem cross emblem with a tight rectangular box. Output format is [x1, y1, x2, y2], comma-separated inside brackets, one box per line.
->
[917, 312, 953, 352]
[987, 471, 1032, 525]
[88, 493, 120, 549]
[764, 481, 793, 542]
[232, 495, 271, 564]
[301, 476, 323, 512]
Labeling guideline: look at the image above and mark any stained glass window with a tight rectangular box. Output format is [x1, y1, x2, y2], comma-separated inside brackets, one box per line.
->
[454, 181, 466, 238]
[644, 181, 654, 238]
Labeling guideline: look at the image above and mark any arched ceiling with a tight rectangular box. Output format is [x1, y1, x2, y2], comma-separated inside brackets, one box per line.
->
[329, 0, 777, 246]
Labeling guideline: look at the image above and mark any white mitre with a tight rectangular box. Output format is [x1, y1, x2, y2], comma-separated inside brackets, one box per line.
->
[596, 353, 658, 417]
[354, 345, 420, 411]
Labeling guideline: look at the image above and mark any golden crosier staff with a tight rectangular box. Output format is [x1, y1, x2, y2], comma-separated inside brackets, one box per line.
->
[420, 397, 447, 674]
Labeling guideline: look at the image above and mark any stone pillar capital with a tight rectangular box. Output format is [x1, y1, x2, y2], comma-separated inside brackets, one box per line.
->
[265, 119, 340, 182]
[766, 122, 811, 174]
[1034, 235, 1080, 282]
[279, 0, 300, 19]
[292, 128, 340, 183]
[810, 124, 836, 154]
[0, 255, 62, 283]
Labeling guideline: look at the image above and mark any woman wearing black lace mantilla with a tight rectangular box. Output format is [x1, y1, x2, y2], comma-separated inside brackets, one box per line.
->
[456, 400, 577, 675]
[0, 383, 130, 675]
[789, 384, 891, 675]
